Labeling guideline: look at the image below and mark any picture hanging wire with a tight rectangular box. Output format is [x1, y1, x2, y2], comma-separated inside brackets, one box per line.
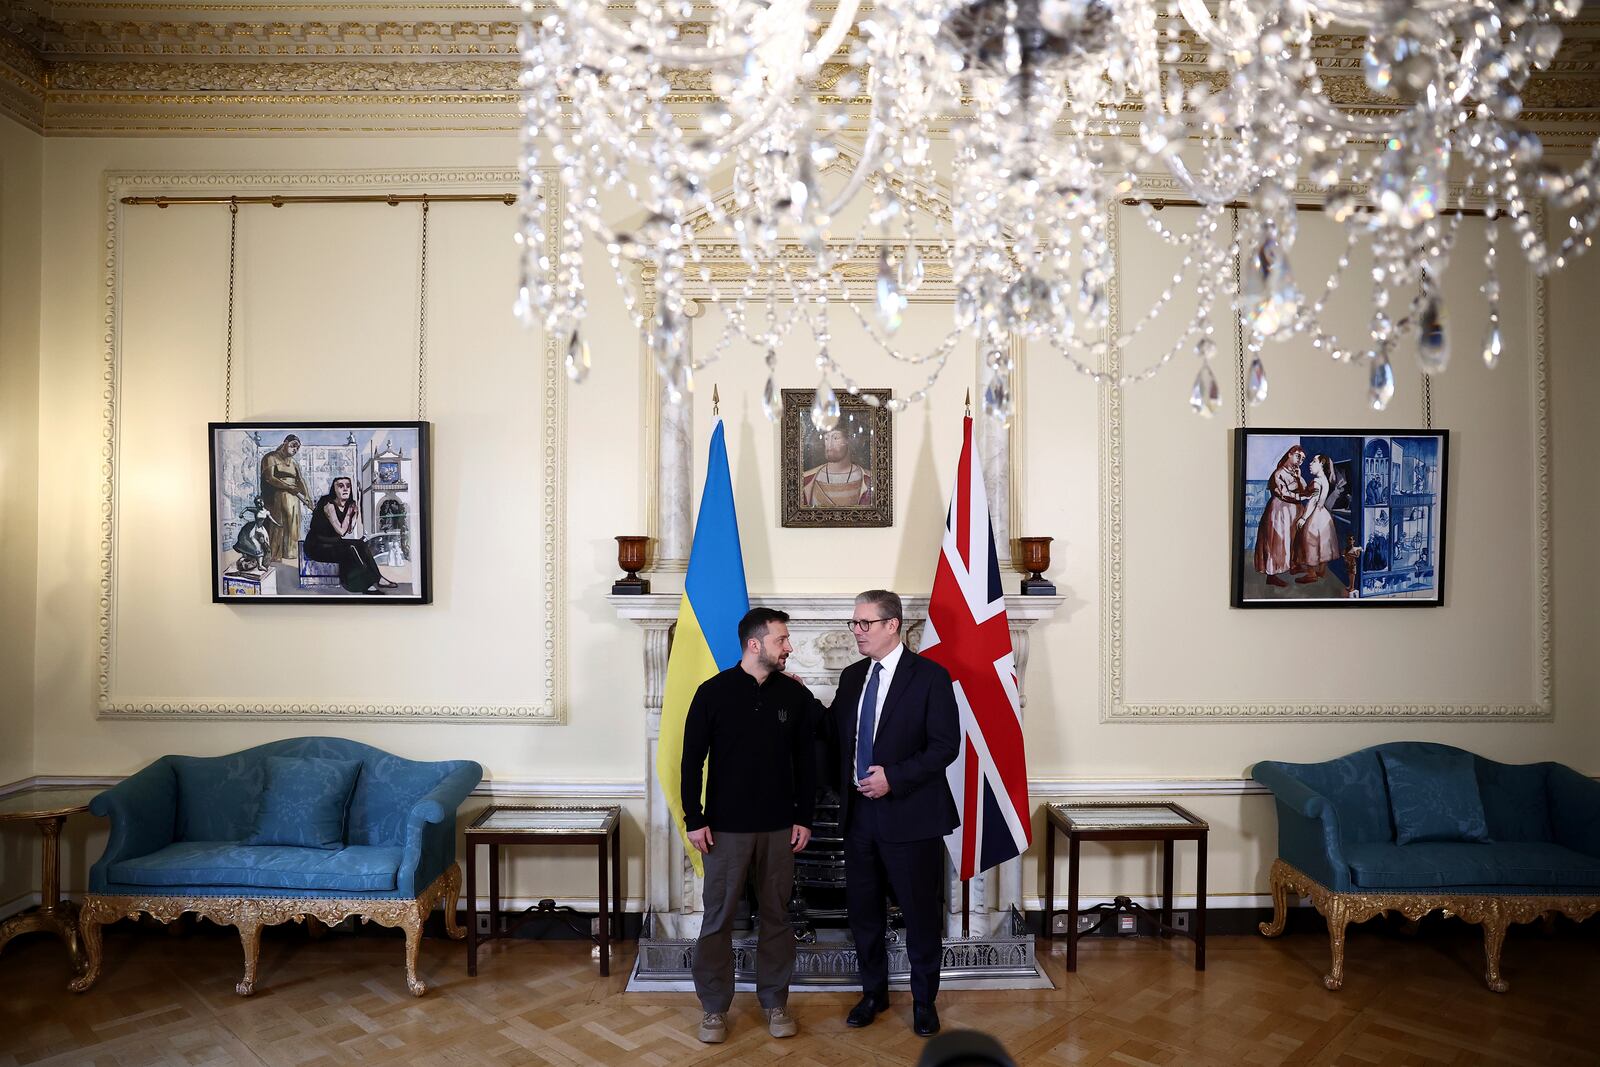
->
[224, 197, 238, 422]
[417, 196, 429, 423]
[1418, 267, 1433, 431]
[1231, 208, 1247, 429]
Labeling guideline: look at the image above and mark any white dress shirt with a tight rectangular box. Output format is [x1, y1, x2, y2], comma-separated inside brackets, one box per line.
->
[854, 641, 905, 774]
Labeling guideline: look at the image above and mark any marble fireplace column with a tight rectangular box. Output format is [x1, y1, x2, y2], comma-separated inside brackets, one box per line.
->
[648, 301, 700, 574]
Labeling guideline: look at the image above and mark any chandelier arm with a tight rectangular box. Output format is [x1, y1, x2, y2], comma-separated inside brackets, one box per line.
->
[1159, 154, 1253, 207]
[1307, 0, 1481, 31]
[1174, 0, 1242, 52]
[817, 87, 894, 220]
[1179, 0, 1472, 41]
[1297, 34, 1482, 136]
[805, 0, 862, 72]
[554, 0, 859, 73]
[555, 0, 783, 67]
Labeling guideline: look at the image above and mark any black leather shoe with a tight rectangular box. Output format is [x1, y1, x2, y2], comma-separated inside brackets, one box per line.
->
[912, 1002, 940, 1036]
[845, 992, 889, 1028]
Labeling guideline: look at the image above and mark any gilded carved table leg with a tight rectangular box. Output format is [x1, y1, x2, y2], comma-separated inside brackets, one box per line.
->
[1259, 860, 1292, 938]
[1322, 896, 1349, 991]
[235, 915, 264, 997]
[66, 904, 107, 993]
[402, 913, 426, 997]
[441, 864, 465, 941]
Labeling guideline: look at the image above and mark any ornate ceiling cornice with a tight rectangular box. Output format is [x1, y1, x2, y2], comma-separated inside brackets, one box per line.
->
[2, 4, 1598, 138]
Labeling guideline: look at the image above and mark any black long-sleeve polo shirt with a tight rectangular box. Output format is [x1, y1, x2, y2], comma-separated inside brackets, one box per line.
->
[680, 665, 819, 833]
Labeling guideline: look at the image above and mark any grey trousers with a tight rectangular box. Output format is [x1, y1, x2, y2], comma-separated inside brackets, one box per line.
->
[692, 828, 795, 1013]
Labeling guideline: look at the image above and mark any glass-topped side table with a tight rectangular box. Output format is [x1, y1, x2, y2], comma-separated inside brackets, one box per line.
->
[464, 804, 622, 978]
[1042, 801, 1209, 973]
[0, 787, 105, 976]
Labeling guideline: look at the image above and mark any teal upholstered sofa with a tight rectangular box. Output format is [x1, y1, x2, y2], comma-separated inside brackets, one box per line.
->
[70, 737, 482, 996]
[1253, 742, 1600, 992]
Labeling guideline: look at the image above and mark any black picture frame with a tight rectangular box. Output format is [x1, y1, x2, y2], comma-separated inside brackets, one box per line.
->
[1231, 427, 1448, 608]
[779, 388, 893, 528]
[208, 421, 432, 604]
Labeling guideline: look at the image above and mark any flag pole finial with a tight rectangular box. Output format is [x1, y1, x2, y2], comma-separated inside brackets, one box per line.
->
[712, 384, 720, 418]
[965, 388, 971, 418]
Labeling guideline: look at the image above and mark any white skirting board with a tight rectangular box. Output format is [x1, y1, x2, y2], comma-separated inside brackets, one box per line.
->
[0, 893, 40, 922]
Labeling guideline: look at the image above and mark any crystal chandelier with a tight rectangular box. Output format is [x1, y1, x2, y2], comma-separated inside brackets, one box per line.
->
[514, 0, 1596, 425]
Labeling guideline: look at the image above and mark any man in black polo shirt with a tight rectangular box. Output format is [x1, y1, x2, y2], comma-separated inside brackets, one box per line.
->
[681, 607, 816, 1043]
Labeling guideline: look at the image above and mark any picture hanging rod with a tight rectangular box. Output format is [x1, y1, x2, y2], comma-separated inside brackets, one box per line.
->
[120, 193, 516, 207]
[1120, 196, 1491, 219]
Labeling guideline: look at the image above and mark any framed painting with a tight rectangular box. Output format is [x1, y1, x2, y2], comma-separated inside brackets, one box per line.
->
[779, 388, 893, 528]
[1231, 428, 1448, 607]
[209, 422, 432, 603]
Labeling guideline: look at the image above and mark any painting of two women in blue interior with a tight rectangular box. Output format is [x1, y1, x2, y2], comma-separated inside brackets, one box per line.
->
[1234, 430, 1447, 607]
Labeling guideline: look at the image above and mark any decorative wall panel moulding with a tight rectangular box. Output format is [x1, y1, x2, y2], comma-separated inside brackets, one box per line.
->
[97, 166, 568, 723]
[1098, 205, 1554, 724]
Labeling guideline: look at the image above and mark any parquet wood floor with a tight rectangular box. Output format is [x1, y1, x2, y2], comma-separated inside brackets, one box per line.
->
[1, 920, 1595, 1066]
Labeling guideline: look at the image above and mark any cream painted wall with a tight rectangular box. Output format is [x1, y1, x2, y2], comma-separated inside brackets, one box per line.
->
[17, 131, 1600, 913]
[0, 116, 44, 913]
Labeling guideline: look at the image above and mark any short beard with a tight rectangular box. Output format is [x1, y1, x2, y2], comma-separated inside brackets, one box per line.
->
[757, 648, 786, 675]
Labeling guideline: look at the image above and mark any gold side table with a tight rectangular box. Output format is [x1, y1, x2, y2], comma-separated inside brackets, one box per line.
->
[0, 787, 104, 977]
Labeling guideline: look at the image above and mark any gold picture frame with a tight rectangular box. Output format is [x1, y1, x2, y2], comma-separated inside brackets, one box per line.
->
[780, 388, 893, 528]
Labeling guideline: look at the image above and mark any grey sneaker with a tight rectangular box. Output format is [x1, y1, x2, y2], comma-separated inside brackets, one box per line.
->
[767, 1006, 798, 1038]
[698, 1012, 727, 1043]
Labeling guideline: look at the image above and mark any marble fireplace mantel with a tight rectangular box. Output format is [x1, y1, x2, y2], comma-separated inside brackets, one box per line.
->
[610, 592, 1063, 938]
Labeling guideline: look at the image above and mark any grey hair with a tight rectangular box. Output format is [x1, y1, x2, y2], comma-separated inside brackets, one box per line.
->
[855, 589, 903, 625]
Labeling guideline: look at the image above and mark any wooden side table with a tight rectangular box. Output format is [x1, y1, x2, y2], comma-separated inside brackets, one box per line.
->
[465, 804, 622, 977]
[0, 787, 105, 978]
[1041, 801, 1209, 972]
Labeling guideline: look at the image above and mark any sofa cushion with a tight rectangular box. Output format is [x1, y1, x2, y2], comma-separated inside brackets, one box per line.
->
[1381, 747, 1490, 845]
[247, 756, 361, 849]
[1475, 760, 1553, 843]
[171, 753, 266, 843]
[1345, 841, 1600, 891]
[109, 843, 403, 893]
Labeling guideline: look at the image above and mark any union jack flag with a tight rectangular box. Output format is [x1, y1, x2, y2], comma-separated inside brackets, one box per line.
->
[920, 414, 1031, 881]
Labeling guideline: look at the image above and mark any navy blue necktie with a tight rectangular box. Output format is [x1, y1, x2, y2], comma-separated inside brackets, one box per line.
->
[856, 662, 882, 783]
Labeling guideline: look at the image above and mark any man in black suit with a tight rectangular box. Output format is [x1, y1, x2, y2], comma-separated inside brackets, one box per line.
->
[822, 589, 960, 1037]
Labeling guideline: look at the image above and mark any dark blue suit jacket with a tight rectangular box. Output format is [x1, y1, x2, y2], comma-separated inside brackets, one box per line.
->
[825, 647, 961, 843]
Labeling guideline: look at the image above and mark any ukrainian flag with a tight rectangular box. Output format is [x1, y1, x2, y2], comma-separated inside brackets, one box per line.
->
[656, 418, 748, 876]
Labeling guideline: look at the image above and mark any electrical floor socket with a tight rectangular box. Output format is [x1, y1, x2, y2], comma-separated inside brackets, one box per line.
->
[1117, 914, 1137, 934]
[1173, 911, 1190, 932]
[475, 914, 492, 935]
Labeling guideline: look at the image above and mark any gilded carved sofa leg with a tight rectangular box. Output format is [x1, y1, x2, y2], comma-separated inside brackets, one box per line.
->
[1321, 896, 1349, 991]
[66, 901, 108, 993]
[235, 914, 264, 997]
[1259, 860, 1291, 938]
[441, 864, 465, 941]
[402, 912, 426, 997]
[1480, 907, 1512, 994]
